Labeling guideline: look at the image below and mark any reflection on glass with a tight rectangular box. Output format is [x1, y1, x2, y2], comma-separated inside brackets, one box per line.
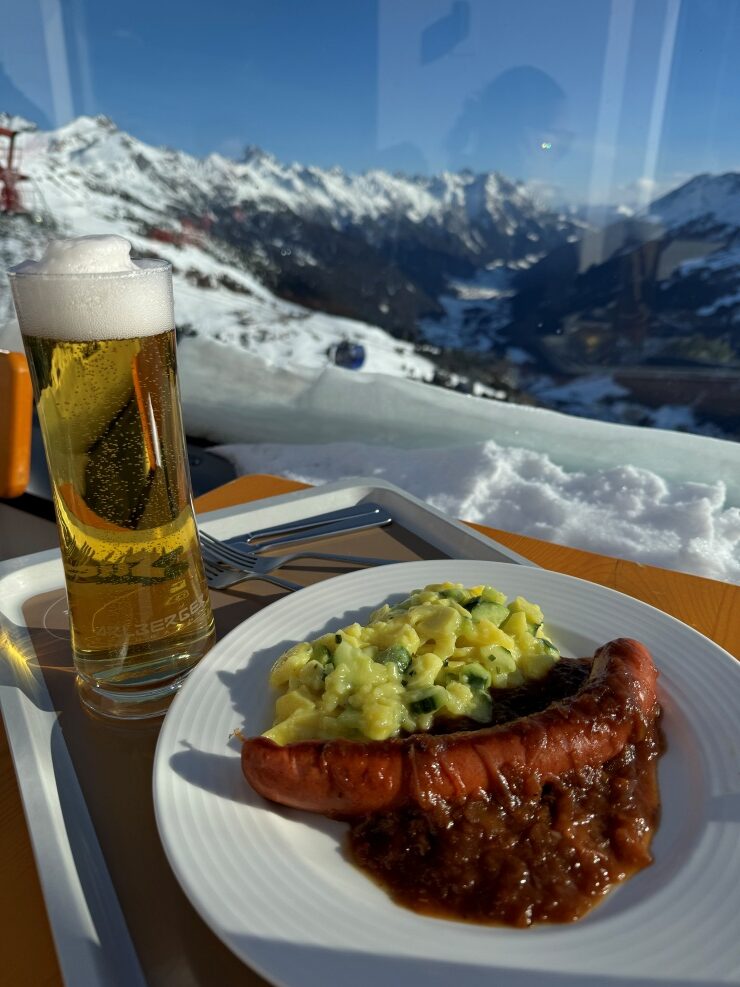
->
[0, 0, 738, 446]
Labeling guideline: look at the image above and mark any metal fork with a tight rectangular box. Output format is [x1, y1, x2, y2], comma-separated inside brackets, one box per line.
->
[199, 529, 393, 576]
[201, 557, 302, 592]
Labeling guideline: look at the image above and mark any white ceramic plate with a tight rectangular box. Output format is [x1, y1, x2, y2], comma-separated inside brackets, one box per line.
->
[153, 560, 740, 987]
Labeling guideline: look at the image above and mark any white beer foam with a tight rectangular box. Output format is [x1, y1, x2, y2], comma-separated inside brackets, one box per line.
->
[16, 235, 138, 275]
[9, 235, 174, 340]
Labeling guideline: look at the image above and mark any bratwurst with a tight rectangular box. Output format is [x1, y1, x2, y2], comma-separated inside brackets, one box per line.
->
[241, 638, 658, 818]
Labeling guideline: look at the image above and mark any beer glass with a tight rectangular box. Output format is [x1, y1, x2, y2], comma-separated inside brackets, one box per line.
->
[8, 254, 215, 718]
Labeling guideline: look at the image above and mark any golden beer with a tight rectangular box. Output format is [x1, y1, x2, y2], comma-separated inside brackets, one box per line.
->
[9, 243, 215, 717]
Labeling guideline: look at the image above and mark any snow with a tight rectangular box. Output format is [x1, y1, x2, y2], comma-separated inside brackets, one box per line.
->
[531, 374, 630, 404]
[697, 291, 740, 317]
[658, 241, 740, 322]
[675, 242, 740, 277]
[525, 374, 729, 439]
[646, 405, 714, 432]
[172, 278, 435, 377]
[446, 266, 513, 302]
[646, 173, 740, 234]
[1, 117, 436, 382]
[177, 335, 740, 508]
[216, 440, 740, 584]
[19, 115, 560, 237]
[420, 267, 515, 352]
[3, 115, 740, 585]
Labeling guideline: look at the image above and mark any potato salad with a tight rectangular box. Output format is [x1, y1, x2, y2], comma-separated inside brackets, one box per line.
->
[264, 582, 561, 745]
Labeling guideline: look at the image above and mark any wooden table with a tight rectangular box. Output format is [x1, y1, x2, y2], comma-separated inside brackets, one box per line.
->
[2, 473, 738, 986]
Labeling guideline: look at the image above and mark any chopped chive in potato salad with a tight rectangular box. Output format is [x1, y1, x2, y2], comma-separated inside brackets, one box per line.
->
[264, 582, 561, 745]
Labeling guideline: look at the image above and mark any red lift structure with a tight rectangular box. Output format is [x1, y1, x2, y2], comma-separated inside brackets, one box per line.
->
[0, 127, 28, 214]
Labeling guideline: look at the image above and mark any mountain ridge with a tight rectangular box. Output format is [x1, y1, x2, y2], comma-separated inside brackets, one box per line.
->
[7, 113, 581, 337]
[2, 113, 739, 436]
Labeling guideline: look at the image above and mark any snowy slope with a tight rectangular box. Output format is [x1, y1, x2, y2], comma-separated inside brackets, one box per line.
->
[0, 114, 584, 381]
[4, 114, 740, 437]
[0, 116, 437, 380]
[635, 174, 740, 330]
[15, 115, 575, 257]
[646, 173, 740, 235]
[218, 439, 740, 582]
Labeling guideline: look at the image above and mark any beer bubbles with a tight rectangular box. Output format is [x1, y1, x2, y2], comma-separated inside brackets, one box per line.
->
[7, 235, 215, 718]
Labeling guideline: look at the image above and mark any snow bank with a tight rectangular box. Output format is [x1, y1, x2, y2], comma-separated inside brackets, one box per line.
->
[179, 335, 740, 504]
[184, 337, 740, 582]
[216, 439, 740, 584]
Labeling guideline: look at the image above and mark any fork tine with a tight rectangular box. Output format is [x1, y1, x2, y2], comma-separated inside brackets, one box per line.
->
[199, 540, 232, 568]
[203, 558, 221, 575]
[199, 529, 229, 549]
[199, 536, 252, 570]
[201, 530, 395, 575]
[202, 559, 230, 585]
[199, 530, 258, 569]
[199, 530, 237, 558]
[203, 559, 227, 580]
[203, 560, 252, 591]
[202, 557, 301, 592]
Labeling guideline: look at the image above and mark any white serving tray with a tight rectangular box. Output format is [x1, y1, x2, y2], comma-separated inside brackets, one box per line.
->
[0, 478, 531, 987]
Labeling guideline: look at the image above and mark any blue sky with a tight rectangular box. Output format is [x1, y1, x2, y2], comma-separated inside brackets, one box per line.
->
[3, 0, 740, 204]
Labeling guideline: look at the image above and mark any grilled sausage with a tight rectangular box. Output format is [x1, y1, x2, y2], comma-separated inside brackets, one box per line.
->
[241, 638, 659, 818]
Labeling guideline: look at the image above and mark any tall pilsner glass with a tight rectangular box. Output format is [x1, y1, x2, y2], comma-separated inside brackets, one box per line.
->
[8, 256, 215, 718]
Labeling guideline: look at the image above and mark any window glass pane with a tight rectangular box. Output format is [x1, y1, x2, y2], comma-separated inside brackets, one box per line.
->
[2, 0, 738, 445]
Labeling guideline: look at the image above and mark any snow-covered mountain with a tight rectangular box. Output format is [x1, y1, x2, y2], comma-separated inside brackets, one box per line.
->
[0, 113, 579, 387]
[513, 170, 740, 356]
[501, 169, 740, 438]
[634, 174, 740, 333]
[2, 113, 740, 439]
[645, 173, 740, 236]
[0, 115, 430, 381]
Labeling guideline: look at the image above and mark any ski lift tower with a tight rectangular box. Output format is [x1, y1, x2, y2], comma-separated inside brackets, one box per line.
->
[0, 127, 27, 214]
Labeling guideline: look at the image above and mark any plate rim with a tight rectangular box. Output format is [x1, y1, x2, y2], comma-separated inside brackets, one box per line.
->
[153, 559, 740, 986]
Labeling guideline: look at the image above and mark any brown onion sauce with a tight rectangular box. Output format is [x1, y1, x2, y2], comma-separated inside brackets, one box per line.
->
[349, 658, 663, 927]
